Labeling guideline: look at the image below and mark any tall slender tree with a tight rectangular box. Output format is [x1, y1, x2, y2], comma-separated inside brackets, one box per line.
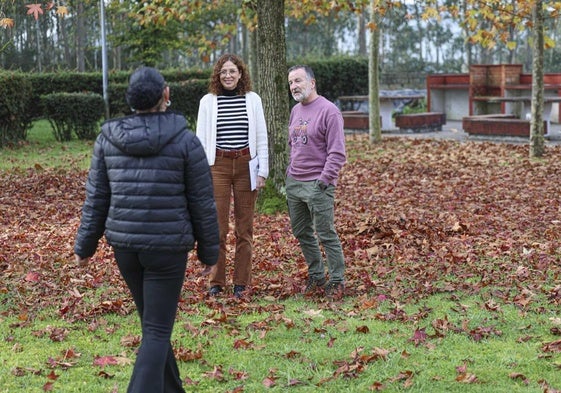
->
[530, 0, 545, 157]
[369, 0, 382, 142]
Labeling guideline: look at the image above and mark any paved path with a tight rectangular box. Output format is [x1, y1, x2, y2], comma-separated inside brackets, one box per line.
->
[379, 120, 561, 145]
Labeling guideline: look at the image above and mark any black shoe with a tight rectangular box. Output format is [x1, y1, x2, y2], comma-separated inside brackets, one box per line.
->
[233, 285, 246, 298]
[324, 281, 345, 299]
[209, 285, 223, 296]
[303, 277, 327, 294]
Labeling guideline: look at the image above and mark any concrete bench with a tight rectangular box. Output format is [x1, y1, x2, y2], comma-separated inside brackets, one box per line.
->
[394, 112, 446, 132]
[462, 115, 548, 137]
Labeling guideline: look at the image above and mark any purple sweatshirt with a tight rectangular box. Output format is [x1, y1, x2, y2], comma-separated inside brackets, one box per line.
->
[287, 96, 347, 186]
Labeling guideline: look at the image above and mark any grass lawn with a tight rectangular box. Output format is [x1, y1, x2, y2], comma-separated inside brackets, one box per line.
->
[0, 120, 93, 171]
[2, 292, 561, 392]
[2, 121, 561, 392]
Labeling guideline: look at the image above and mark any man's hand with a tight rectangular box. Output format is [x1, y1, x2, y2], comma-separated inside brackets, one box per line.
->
[317, 180, 328, 191]
[200, 264, 217, 277]
[75, 254, 90, 267]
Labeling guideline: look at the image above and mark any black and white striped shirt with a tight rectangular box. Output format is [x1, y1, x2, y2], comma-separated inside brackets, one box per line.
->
[216, 95, 249, 150]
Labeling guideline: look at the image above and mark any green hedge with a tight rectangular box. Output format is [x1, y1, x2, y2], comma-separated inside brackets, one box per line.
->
[293, 57, 369, 102]
[0, 72, 33, 147]
[23, 58, 371, 119]
[167, 79, 209, 129]
[41, 93, 105, 141]
[107, 79, 208, 128]
[26, 68, 210, 94]
[1, 57, 374, 147]
[38, 79, 208, 143]
[25, 68, 212, 120]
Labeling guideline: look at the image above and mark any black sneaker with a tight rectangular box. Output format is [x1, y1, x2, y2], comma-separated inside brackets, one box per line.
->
[324, 281, 345, 299]
[304, 277, 327, 294]
[209, 285, 223, 296]
[233, 285, 246, 298]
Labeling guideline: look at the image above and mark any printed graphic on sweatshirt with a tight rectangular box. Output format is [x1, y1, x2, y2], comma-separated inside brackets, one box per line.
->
[290, 118, 310, 146]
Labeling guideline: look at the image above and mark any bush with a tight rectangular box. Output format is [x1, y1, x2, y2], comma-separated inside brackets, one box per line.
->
[401, 98, 427, 114]
[167, 79, 209, 129]
[13, 58, 379, 128]
[25, 68, 212, 120]
[106, 79, 208, 130]
[256, 179, 287, 214]
[26, 72, 103, 120]
[107, 82, 131, 118]
[289, 57, 369, 102]
[41, 92, 105, 141]
[0, 72, 34, 148]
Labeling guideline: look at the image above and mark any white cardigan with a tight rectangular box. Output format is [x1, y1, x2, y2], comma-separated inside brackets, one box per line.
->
[196, 91, 269, 179]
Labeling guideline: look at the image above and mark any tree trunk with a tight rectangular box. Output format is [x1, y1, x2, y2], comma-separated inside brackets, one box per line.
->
[35, 20, 42, 72]
[369, 0, 382, 143]
[461, 1, 473, 68]
[241, 22, 249, 66]
[256, 0, 289, 194]
[530, 0, 545, 157]
[58, 13, 72, 68]
[76, 2, 86, 72]
[357, 12, 366, 56]
[249, 29, 258, 91]
[414, 2, 424, 63]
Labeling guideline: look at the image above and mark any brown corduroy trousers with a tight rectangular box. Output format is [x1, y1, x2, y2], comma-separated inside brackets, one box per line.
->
[209, 154, 257, 288]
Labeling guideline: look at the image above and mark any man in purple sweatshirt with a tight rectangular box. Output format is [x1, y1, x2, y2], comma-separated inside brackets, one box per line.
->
[286, 65, 347, 299]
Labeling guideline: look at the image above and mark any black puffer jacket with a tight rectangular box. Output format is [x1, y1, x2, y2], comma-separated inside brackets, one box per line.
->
[74, 111, 219, 266]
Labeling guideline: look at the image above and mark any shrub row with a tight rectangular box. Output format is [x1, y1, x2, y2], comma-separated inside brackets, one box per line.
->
[0, 74, 209, 144]
[107, 79, 209, 121]
[304, 56, 369, 102]
[0, 73, 33, 148]
[0, 57, 375, 146]
[41, 93, 106, 142]
[25, 68, 210, 94]
[37, 79, 209, 142]
[24, 68, 211, 120]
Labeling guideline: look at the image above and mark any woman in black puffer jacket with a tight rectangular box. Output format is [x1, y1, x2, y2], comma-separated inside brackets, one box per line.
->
[74, 66, 219, 393]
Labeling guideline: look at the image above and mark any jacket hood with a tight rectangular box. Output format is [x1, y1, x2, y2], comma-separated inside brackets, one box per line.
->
[101, 112, 187, 157]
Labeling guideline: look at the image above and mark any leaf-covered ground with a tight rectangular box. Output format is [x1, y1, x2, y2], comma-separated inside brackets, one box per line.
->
[2, 136, 561, 320]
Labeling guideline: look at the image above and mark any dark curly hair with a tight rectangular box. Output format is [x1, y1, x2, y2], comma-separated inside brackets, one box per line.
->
[208, 53, 252, 95]
[126, 66, 165, 111]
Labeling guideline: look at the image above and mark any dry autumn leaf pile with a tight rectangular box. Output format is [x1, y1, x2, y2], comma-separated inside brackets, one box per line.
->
[4, 135, 561, 390]
[2, 136, 561, 318]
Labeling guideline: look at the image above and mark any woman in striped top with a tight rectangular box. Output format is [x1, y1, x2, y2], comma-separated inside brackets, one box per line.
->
[196, 54, 269, 299]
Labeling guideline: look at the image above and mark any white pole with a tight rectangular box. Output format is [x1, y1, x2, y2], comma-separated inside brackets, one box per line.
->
[100, 0, 109, 119]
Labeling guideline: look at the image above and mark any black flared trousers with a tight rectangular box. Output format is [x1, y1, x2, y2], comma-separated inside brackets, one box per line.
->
[114, 249, 187, 393]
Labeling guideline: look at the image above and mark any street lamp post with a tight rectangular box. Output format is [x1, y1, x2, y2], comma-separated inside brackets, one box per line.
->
[100, 0, 109, 119]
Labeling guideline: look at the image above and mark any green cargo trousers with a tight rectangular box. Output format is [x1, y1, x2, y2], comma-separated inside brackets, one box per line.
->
[285, 176, 345, 284]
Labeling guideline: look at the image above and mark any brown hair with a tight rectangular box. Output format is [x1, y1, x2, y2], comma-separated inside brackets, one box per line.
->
[208, 53, 252, 95]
